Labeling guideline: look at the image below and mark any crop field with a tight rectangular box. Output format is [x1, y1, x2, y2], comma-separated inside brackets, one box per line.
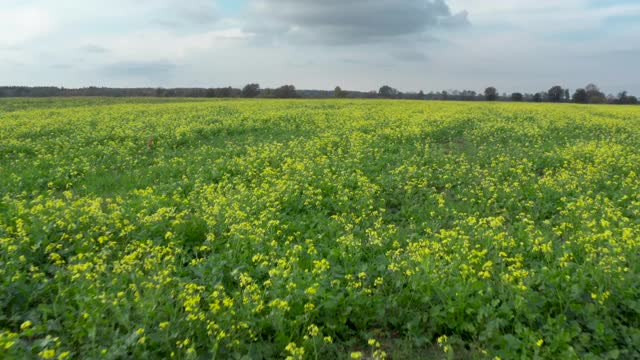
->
[1, 98, 640, 359]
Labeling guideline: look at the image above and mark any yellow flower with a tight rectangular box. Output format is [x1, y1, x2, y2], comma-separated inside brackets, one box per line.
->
[307, 324, 319, 337]
[39, 349, 56, 359]
[373, 349, 387, 360]
[351, 352, 363, 359]
[285, 342, 305, 360]
[304, 286, 317, 296]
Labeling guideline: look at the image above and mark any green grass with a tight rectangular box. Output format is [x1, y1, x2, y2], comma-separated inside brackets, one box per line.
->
[1, 98, 639, 359]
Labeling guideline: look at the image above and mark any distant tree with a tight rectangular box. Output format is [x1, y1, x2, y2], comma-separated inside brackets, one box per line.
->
[205, 88, 216, 97]
[242, 83, 261, 98]
[273, 85, 298, 98]
[617, 91, 639, 105]
[585, 83, 606, 104]
[511, 92, 524, 102]
[378, 85, 399, 98]
[484, 87, 498, 101]
[2, 84, 636, 102]
[572, 88, 588, 103]
[585, 84, 598, 92]
[365, 90, 378, 99]
[186, 89, 201, 97]
[258, 88, 274, 98]
[417, 90, 425, 100]
[548, 86, 564, 102]
[617, 91, 628, 104]
[219, 87, 234, 98]
[460, 90, 476, 101]
[334, 86, 348, 98]
[564, 89, 571, 102]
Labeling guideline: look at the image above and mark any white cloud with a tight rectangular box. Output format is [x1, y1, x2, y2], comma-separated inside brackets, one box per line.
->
[450, 0, 640, 31]
[101, 28, 252, 63]
[0, 7, 54, 47]
[0, 0, 638, 94]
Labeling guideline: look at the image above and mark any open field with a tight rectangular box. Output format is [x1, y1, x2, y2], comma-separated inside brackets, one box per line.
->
[1, 98, 639, 359]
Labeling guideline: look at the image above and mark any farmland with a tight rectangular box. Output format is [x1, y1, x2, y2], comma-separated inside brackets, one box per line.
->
[1, 98, 639, 359]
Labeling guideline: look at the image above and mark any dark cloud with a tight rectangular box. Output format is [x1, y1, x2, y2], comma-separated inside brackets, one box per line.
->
[101, 61, 178, 78]
[247, 0, 469, 45]
[439, 10, 469, 28]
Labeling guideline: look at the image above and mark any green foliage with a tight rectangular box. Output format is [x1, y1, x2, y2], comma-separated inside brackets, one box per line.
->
[242, 84, 261, 98]
[484, 87, 498, 101]
[573, 89, 588, 104]
[273, 85, 298, 99]
[334, 86, 348, 99]
[1, 98, 640, 359]
[378, 86, 399, 98]
[548, 86, 564, 102]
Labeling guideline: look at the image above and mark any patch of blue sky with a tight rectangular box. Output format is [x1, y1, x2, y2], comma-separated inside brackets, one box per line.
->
[602, 14, 640, 28]
[588, 0, 640, 8]
[217, 0, 246, 16]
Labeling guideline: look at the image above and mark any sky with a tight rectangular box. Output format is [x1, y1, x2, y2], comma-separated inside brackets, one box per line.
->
[1, 0, 639, 94]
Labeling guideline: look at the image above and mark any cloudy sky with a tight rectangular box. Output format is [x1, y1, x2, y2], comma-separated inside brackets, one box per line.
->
[1, 0, 639, 94]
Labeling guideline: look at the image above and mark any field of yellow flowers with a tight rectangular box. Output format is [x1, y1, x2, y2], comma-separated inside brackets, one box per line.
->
[1, 98, 639, 359]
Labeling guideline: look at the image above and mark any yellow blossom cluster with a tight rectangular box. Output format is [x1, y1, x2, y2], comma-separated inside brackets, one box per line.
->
[1, 98, 639, 358]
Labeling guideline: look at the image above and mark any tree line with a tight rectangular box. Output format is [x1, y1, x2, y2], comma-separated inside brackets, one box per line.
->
[0, 85, 300, 99]
[0, 83, 637, 104]
[374, 84, 638, 105]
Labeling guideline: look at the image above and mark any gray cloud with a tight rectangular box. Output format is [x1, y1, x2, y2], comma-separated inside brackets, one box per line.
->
[247, 0, 469, 45]
[101, 61, 178, 78]
[394, 49, 429, 62]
